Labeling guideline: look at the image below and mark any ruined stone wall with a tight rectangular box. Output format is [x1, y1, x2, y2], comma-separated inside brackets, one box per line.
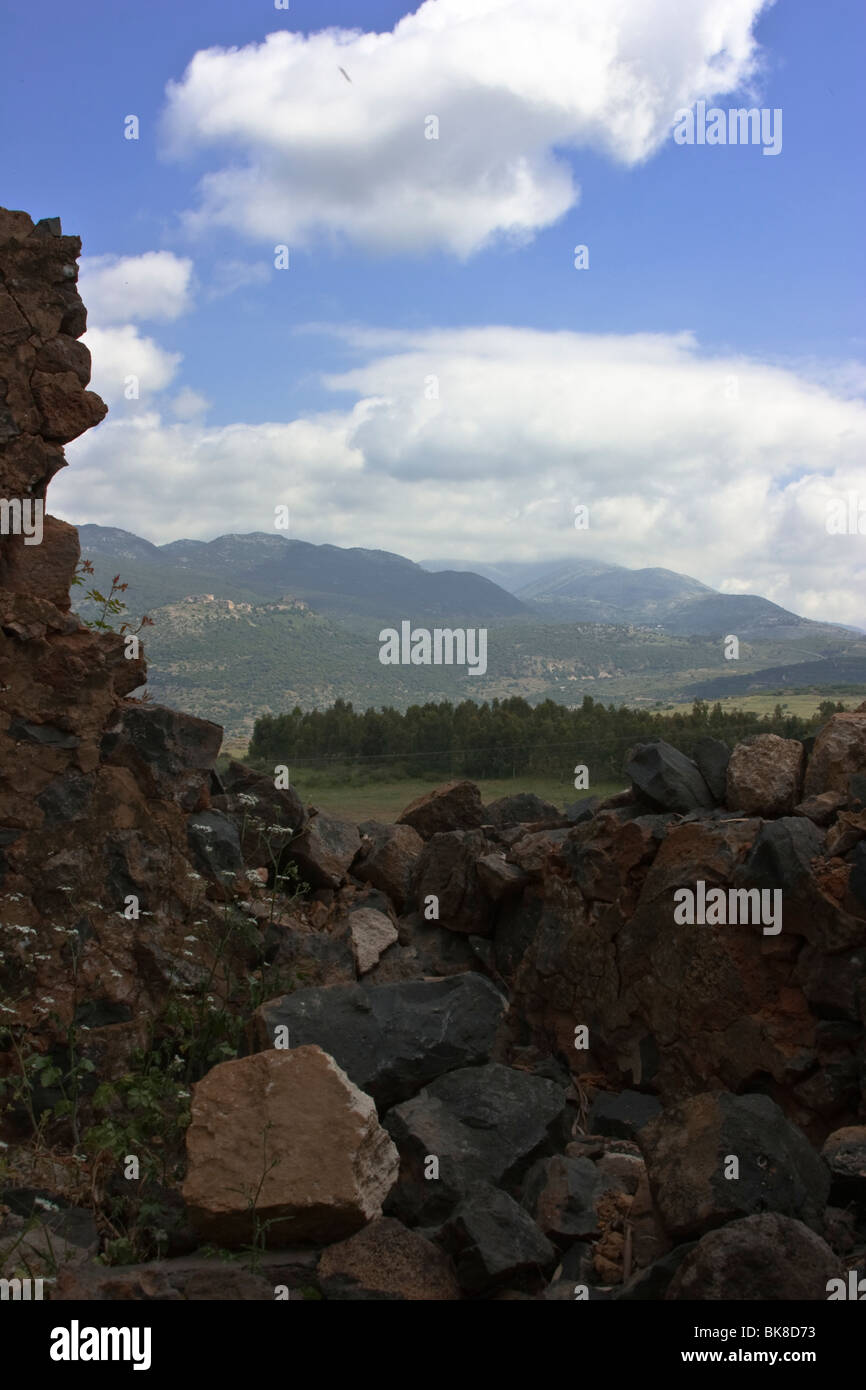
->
[0, 210, 224, 1067]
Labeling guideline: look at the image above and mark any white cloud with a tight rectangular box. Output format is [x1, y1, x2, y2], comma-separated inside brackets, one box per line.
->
[171, 387, 211, 420]
[162, 0, 773, 256]
[205, 258, 271, 300]
[79, 251, 195, 324]
[53, 324, 866, 627]
[82, 325, 182, 410]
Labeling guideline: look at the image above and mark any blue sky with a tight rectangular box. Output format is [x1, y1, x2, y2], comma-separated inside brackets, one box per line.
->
[2, 0, 865, 623]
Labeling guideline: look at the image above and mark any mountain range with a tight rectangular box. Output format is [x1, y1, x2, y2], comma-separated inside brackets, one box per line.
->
[72, 526, 866, 745]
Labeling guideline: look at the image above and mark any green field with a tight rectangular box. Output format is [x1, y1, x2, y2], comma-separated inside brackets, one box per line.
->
[217, 768, 624, 824]
[659, 691, 859, 719]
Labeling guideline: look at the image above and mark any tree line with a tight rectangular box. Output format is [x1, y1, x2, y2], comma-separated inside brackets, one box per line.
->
[246, 696, 847, 783]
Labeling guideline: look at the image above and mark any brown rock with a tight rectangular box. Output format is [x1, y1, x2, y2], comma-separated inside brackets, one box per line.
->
[414, 828, 492, 934]
[794, 790, 847, 826]
[353, 821, 423, 912]
[825, 809, 866, 857]
[476, 851, 529, 900]
[665, 1213, 843, 1300]
[397, 780, 484, 838]
[287, 812, 361, 889]
[317, 1217, 460, 1300]
[805, 712, 866, 797]
[31, 369, 107, 443]
[182, 1046, 399, 1245]
[726, 734, 805, 816]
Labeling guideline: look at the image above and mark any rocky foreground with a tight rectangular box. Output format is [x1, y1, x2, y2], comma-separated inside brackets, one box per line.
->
[1, 208, 865, 1301]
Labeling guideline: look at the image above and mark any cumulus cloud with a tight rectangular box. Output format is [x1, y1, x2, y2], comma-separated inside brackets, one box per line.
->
[83, 325, 182, 409]
[171, 387, 211, 420]
[53, 324, 866, 627]
[79, 251, 195, 323]
[162, 0, 773, 256]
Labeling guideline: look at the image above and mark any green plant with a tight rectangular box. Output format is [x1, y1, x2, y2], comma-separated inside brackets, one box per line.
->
[71, 558, 154, 638]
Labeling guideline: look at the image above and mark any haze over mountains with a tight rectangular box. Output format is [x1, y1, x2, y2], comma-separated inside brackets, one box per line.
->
[422, 556, 862, 640]
[74, 526, 866, 744]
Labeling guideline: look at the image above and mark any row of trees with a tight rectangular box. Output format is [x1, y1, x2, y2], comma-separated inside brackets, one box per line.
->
[246, 696, 846, 782]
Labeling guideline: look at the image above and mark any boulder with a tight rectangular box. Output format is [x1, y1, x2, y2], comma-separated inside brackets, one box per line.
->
[691, 737, 730, 804]
[51, 1250, 319, 1301]
[726, 734, 805, 817]
[353, 821, 424, 912]
[483, 792, 561, 827]
[186, 811, 245, 890]
[414, 828, 492, 934]
[363, 911, 479, 983]
[821, 1126, 866, 1207]
[804, 712, 866, 797]
[440, 1183, 556, 1293]
[397, 781, 484, 838]
[100, 705, 221, 812]
[286, 812, 361, 890]
[521, 1155, 613, 1242]
[182, 1046, 399, 1245]
[348, 907, 398, 975]
[665, 1213, 843, 1300]
[794, 791, 847, 826]
[476, 852, 529, 901]
[265, 920, 356, 986]
[253, 974, 507, 1111]
[826, 810, 866, 858]
[216, 761, 307, 868]
[638, 1092, 831, 1240]
[317, 1216, 460, 1300]
[737, 816, 865, 951]
[625, 741, 715, 813]
[384, 1063, 572, 1224]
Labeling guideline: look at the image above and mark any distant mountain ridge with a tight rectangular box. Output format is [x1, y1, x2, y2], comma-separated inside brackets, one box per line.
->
[77, 527, 525, 625]
[71, 526, 866, 742]
[422, 555, 858, 641]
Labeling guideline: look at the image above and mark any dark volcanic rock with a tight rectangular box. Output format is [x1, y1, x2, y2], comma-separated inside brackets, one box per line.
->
[587, 1090, 662, 1141]
[101, 705, 222, 812]
[483, 792, 561, 827]
[186, 811, 245, 889]
[625, 740, 715, 813]
[414, 828, 492, 934]
[384, 1063, 572, 1224]
[638, 1092, 831, 1240]
[664, 1214, 843, 1301]
[253, 974, 507, 1110]
[691, 737, 730, 804]
[521, 1155, 612, 1242]
[440, 1183, 556, 1293]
